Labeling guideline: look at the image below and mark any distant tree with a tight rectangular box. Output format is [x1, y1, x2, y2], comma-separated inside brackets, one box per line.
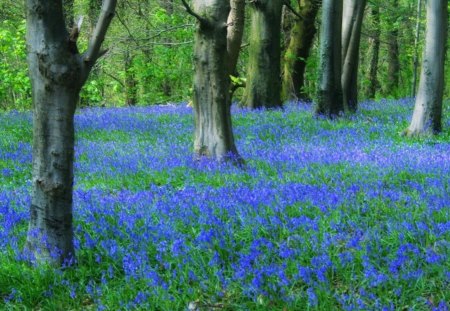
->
[315, 0, 343, 117]
[386, 0, 400, 95]
[364, 3, 380, 99]
[341, 0, 367, 112]
[25, 0, 117, 266]
[282, 0, 321, 102]
[405, 0, 447, 136]
[183, 0, 242, 161]
[244, 0, 283, 109]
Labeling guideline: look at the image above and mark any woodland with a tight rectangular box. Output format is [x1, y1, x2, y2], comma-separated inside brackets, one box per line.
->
[0, 0, 449, 310]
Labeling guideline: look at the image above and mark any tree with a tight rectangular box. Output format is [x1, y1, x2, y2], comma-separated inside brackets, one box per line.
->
[244, 0, 283, 109]
[25, 0, 117, 265]
[282, 0, 321, 102]
[386, 0, 400, 95]
[315, 0, 343, 117]
[341, 0, 367, 112]
[364, 3, 380, 99]
[405, 0, 447, 136]
[182, 0, 242, 161]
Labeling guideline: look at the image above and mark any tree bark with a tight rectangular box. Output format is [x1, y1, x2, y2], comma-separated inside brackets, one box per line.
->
[386, 0, 400, 95]
[190, 0, 241, 161]
[412, 0, 423, 98]
[63, 0, 75, 28]
[244, 0, 283, 109]
[315, 0, 343, 117]
[282, 0, 321, 102]
[405, 0, 447, 136]
[341, 0, 367, 112]
[227, 0, 246, 77]
[124, 49, 138, 106]
[365, 4, 380, 99]
[26, 0, 116, 266]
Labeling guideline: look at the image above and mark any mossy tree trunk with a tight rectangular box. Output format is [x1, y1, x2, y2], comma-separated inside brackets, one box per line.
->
[405, 0, 447, 136]
[341, 0, 367, 112]
[315, 0, 343, 117]
[282, 0, 321, 102]
[25, 0, 116, 266]
[244, 0, 283, 109]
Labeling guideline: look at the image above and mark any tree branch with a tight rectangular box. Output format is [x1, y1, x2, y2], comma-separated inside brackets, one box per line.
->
[84, 0, 117, 63]
[180, 0, 209, 25]
[283, 0, 303, 20]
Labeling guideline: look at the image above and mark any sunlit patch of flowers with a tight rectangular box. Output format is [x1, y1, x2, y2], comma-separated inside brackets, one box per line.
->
[0, 99, 449, 310]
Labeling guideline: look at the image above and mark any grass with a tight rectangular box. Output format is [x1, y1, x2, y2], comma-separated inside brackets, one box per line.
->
[0, 99, 449, 310]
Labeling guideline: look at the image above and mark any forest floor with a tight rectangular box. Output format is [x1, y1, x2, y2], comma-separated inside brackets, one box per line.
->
[0, 99, 449, 310]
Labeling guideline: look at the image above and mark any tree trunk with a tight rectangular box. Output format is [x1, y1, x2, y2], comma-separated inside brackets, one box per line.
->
[315, 0, 343, 117]
[341, 0, 367, 112]
[26, 0, 116, 266]
[63, 0, 75, 28]
[192, 0, 240, 161]
[159, 0, 174, 14]
[386, 0, 400, 95]
[365, 4, 380, 99]
[227, 0, 246, 77]
[244, 0, 283, 109]
[412, 0, 423, 98]
[405, 0, 447, 136]
[125, 49, 138, 106]
[282, 0, 321, 102]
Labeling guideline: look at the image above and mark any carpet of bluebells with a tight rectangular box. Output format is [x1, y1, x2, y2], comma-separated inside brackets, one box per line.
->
[0, 99, 449, 310]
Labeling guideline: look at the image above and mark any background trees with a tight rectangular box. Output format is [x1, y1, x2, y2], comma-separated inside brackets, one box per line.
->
[1, 0, 448, 110]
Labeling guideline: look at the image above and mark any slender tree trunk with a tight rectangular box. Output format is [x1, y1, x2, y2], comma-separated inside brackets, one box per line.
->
[365, 4, 380, 99]
[341, 0, 367, 112]
[315, 0, 343, 117]
[412, 0, 423, 98]
[191, 0, 240, 161]
[124, 49, 137, 106]
[282, 0, 321, 102]
[405, 0, 447, 136]
[244, 0, 283, 109]
[227, 0, 246, 77]
[387, 0, 400, 95]
[26, 0, 116, 266]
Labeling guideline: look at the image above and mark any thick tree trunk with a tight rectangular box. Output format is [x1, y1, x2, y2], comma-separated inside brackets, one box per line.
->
[315, 0, 343, 117]
[282, 0, 321, 102]
[386, 0, 400, 95]
[192, 0, 240, 161]
[365, 4, 380, 99]
[26, 0, 116, 266]
[341, 0, 367, 112]
[244, 0, 283, 109]
[405, 0, 447, 136]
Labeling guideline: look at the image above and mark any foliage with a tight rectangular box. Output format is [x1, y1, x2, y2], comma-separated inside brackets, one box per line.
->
[1, 99, 449, 310]
[0, 20, 30, 110]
